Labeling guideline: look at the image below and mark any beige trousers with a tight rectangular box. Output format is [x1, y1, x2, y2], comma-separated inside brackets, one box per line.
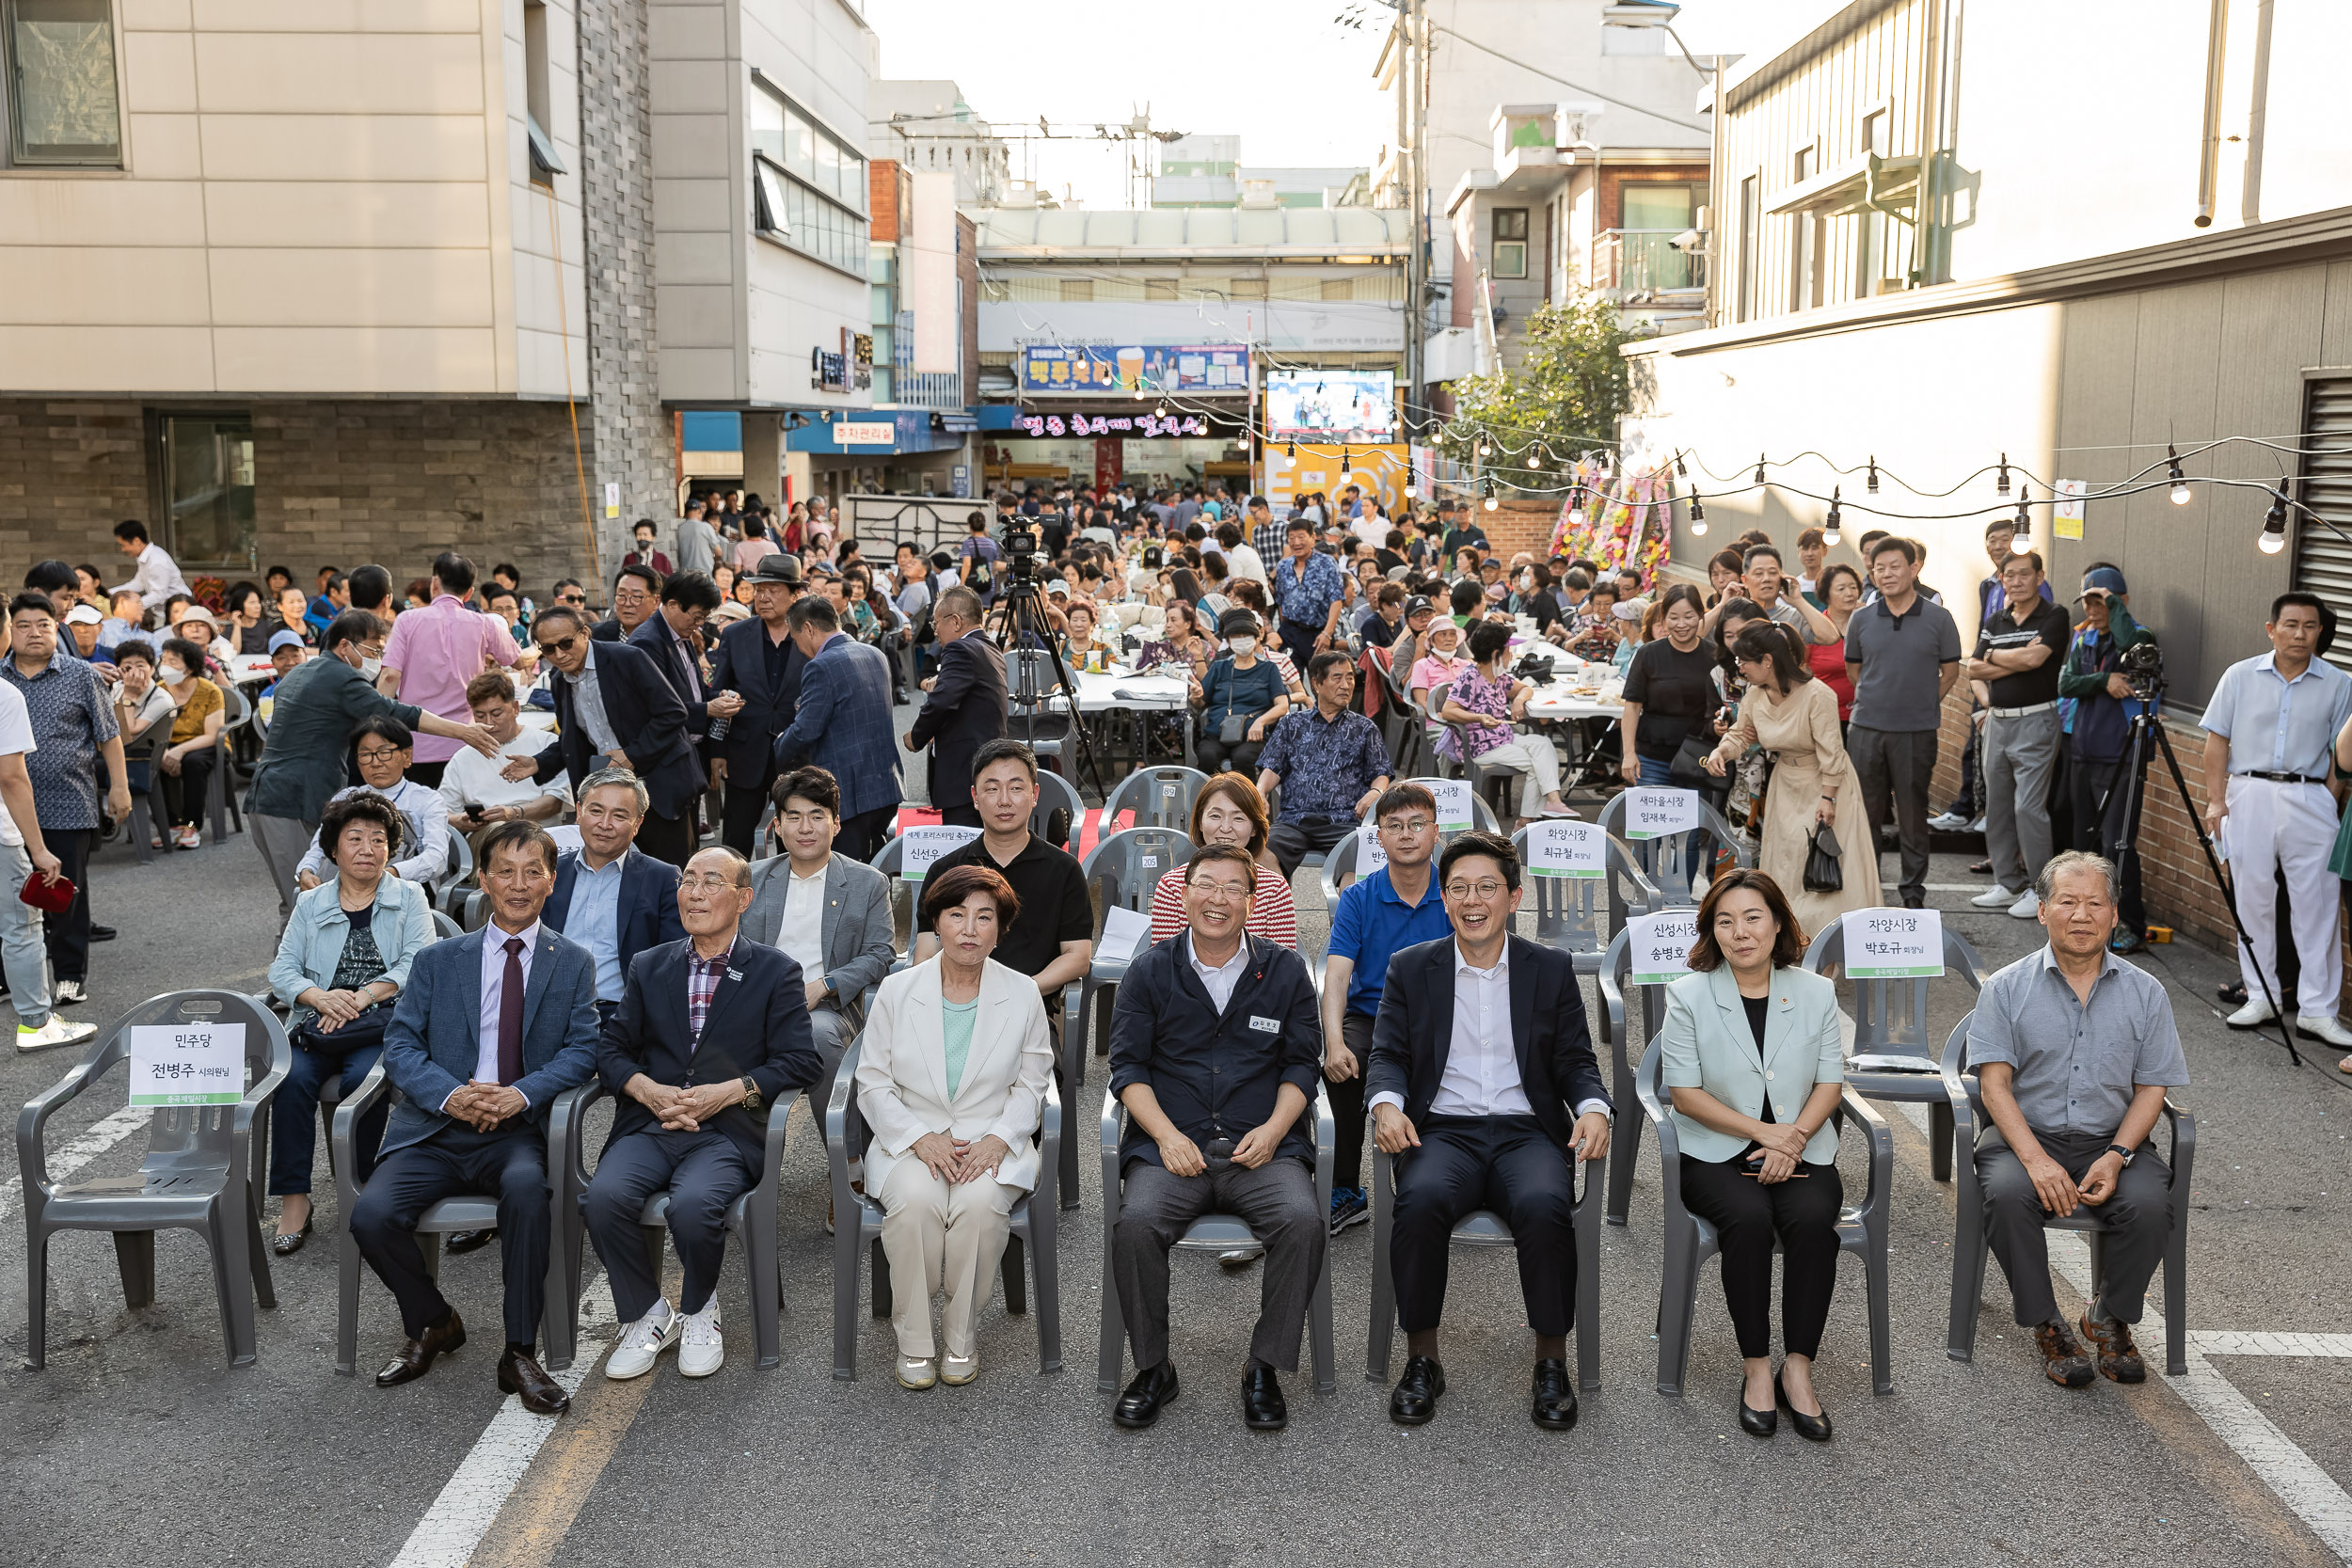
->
[876, 1158, 1017, 1359]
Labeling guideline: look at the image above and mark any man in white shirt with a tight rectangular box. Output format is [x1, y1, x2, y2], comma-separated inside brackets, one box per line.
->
[110, 519, 190, 611]
[295, 715, 452, 891]
[438, 671, 570, 850]
[0, 679, 92, 1052]
[740, 766, 896, 1090]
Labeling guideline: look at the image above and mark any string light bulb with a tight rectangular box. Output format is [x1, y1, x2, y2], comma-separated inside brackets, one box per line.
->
[1566, 486, 1585, 529]
[1283, 440, 1297, 467]
[2011, 489, 2033, 553]
[1155, 401, 1168, 418]
[1995, 454, 2011, 497]
[2168, 445, 2191, 505]
[2260, 492, 2290, 554]
[1755, 454, 1768, 487]
[1482, 476, 1499, 512]
[1823, 487, 1844, 548]
[1865, 457, 1880, 495]
[1476, 436, 1492, 459]
[1340, 451, 1352, 475]
[1675, 451, 1689, 480]
[1688, 492, 1707, 536]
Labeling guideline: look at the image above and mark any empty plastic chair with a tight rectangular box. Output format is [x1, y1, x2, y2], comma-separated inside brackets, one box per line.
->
[20, 990, 292, 1368]
[1103, 766, 1211, 832]
[1510, 824, 1661, 976]
[1802, 920, 1989, 1182]
[1594, 928, 1659, 1226]
[1030, 767, 1085, 856]
[1596, 788, 1751, 906]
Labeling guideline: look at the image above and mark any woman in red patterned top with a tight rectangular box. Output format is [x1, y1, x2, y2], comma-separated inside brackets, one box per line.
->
[1145, 772, 1298, 946]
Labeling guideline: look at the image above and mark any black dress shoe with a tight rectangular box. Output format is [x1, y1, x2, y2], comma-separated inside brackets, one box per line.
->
[1530, 1357, 1578, 1431]
[87, 925, 116, 942]
[1242, 1363, 1288, 1431]
[1113, 1361, 1180, 1429]
[1775, 1371, 1832, 1442]
[375, 1310, 466, 1387]
[443, 1227, 499, 1254]
[270, 1216, 313, 1257]
[1389, 1354, 1445, 1426]
[499, 1348, 570, 1416]
[1738, 1386, 1777, 1437]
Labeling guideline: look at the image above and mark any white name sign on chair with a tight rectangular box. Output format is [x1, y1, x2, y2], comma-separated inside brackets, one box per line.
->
[1628, 909, 1698, 985]
[1843, 907, 1945, 979]
[1524, 819, 1605, 879]
[129, 1022, 245, 1107]
[1426, 779, 1474, 831]
[1098, 905, 1154, 965]
[1622, 786, 1699, 841]
[1357, 832, 1389, 878]
[898, 824, 983, 882]
[546, 824, 584, 852]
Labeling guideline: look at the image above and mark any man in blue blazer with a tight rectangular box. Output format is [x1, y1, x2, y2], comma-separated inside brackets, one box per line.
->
[771, 596, 902, 862]
[518, 604, 702, 867]
[1366, 831, 1613, 1433]
[706, 554, 808, 855]
[584, 846, 820, 1380]
[351, 821, 600, 1415]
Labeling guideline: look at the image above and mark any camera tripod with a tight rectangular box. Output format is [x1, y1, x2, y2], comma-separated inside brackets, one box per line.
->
[2095, 694, 2301, 1065]
[984, 571, 1108, 800]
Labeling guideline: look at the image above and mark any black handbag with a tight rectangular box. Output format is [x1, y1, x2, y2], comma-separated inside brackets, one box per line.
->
[292, 1006, 391, 1057]
[1667, 735, 1716, 790]
[1804, 824, 1844, 893]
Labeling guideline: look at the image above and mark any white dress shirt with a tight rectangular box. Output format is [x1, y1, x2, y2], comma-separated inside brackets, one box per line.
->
[439, 725, 569, 817]
[565, 643, 621, 755]
[296, 777, 451, 886]
[775, 861, 828, 978]
[119, 542, 191, 610]
[1186, 931, 1248, 1013]
[1369, 940, 1610, 1121]
[468, 919, 540, 1105]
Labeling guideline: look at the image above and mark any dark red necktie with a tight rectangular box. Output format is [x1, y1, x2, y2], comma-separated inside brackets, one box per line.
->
[498, 937, 525, 1085]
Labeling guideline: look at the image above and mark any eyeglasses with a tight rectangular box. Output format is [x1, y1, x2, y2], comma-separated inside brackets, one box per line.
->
[678, 873, 743, 892]
[1189, 880, 1253, 903]
[536, 636, 580, 655]
[1381, 817, 1435, 834]
[355, 747, 405, 765]
[1444, 879, 1508, 900]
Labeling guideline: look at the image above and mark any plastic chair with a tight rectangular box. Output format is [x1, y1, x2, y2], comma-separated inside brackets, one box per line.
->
[329, 1060, 591, 1374]
[1428, 679, 1528, 826]
[1635, 1035, 1896, 1397]
[1594, 928, 1661, 1227]
[1030, 766, 1085, 855]
[122, 724, 172, 866]
[1510, 824, 1661, 977]
[1103, 766, 1211, 832]
[1801, 921, 1989, 1182]
[826, 1041, 1061, 1379]
[1943, 1015, 2192, 1376]
[1063, 827, 1196, 1203]
[19, 990, 291, 1368]
[1096, 1084, 1338, 1395]
[459, 888, 489, 932]
[555, 1084, 802, 1371]
[433, 832, 474, 914]
[1363, 1128, 1603, 1391]
[1596, 789, 1751, 906]
[208, 687, 252, 845]
[429, 910, 462, 942]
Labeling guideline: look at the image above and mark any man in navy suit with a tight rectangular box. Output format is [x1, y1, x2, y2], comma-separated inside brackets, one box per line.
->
[350, 820, 600, 1415]
[771, 596, 901, 863]
[585, 846, 820, 1380]
[706, 554, 807, 855]
[628, 568, 744, 752]
[1366, 831, 1612, 1433]
[516, 603, 701, 867]
[903, 584, 1007, 828]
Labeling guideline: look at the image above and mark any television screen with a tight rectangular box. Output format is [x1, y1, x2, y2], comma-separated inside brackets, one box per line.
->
[1264, 369, 1397, 442]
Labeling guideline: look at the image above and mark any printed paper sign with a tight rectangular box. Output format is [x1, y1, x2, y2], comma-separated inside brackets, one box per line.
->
[129, 1022, 245, 1106]
[898, 824, 982, 882]
[2054, 479, 2086, 541]
[1628, 909, 1698, 986]
[1525, 819, 1605, 879]
[1843, 907, 1945, 979]
[1098, 905, 1154, 964]
[1426, 779, 1474, 831]
[603, 481, 620, 519]
[1356, 830, 1389, 879]
[1623, 786, 1698, 841]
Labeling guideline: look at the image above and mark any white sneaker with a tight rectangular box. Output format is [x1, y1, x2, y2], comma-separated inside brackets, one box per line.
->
[1927, 811, 1970, 832]
[2296, 1015, 2352, 1049]
[897, 1354, 938, 1390]
[604, 1299, 679, 1379]
[677, 1301, 723, 1377]
[17, 1015, 95, 1053]
[52, 979, 86, 1006]
[2226, 998, 2278, 1029]
[1965, 816, 1986, 834]
[941, 1350, 979, 1386]
[2007, 891, 2041, 919]
[1971, 884, 2021, 908]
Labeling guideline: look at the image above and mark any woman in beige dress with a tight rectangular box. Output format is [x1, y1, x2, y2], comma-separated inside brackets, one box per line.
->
[1702, 624, 1881, 933]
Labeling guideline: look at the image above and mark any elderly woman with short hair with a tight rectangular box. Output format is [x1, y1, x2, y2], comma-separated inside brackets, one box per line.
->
[854, 863, 1053, 1389]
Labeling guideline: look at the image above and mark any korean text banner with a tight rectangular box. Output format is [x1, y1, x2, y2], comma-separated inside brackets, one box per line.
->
[1019, 344, 1249, 395]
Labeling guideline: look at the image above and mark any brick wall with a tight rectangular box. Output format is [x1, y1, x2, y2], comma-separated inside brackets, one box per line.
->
[0, 402, 151, 567]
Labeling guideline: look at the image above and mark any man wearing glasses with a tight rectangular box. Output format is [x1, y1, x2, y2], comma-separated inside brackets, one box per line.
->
[509, 605, 702, 868]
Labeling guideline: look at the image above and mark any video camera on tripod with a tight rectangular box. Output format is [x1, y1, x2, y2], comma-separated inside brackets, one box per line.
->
[2117, 639, 2164, 702]
[1002, 528, 1041, 580]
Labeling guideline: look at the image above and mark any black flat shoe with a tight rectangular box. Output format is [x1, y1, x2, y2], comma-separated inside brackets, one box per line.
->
[1531, 1357, 1578, 1431]
[1389, 1354, 1445, 1426]
[1113, 1361, 1179, 1429]
[1241, 1363, 1287, 1431]
[444, 1227, 499, 1255]
[1738, 1388, 1777, 1437]
[1776, 1371, 1832, 1442]
[271, 1216, 314, 1257]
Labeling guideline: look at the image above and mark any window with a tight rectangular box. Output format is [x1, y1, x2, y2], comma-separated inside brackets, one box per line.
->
[1058, 277, 1093, 301]
[520, 1, 563, 186]
[1737, 173, 1758, 323]
[1491, 207, 1529, 279]
[749, 75, 866, 276]
[151, 413, 256, 571]
[753, 157, 788, 238]
[1789, 147, 1822, 311]
[5, 0, 120, 166]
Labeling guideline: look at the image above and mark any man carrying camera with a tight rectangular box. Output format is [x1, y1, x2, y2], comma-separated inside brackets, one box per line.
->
[2057, 566, 2155, 954]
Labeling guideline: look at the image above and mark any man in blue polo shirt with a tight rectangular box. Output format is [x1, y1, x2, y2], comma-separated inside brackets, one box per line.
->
[1319, 782, 1452, 1232]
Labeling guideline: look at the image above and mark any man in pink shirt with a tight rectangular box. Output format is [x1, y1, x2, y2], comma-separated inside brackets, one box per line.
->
[378, 552, 518, 787]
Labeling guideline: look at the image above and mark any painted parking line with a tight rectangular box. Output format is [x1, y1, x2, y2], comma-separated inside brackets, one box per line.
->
[0, 1103, 151, 1224]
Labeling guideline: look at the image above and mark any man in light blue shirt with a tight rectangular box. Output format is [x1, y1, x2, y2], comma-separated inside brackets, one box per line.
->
[2199, 592, 2352, 1046]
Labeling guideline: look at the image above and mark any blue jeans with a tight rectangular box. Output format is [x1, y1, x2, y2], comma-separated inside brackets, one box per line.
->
[269, 1033, 386, 1196]
[0, 839, 50, 1026]
[1636, 753, 1708, 887]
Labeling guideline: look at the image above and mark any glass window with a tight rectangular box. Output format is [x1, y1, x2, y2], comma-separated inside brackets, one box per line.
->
[785, 106, 813, 181]
[1492, 207, 1529, 242]
[814, 132, 838, 203]
[6, 0, 121, 166]
[156, 414, 257, 570]
[753, 158, 789, 237]
[837, 143, 864, 213]
[750, 84, 784, 166]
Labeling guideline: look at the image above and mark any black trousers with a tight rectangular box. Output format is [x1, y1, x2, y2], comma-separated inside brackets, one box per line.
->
[835, 803, 894, 865]
[583, 1128, 754, 1323]
[634, 799, 699, 869]
[1390, 1115, 1577, 1337]
[160, 749, 215, 830]
[1193, 735, 1265, 779]
[43, 827, 93, 983]
[1677, 1153, 1845, 1359]
[2070, 752, 2148, 933]
[1849, 726, 1938, 904]
[1268, 816, 1350, 880]
[405, 759, 448, 788]
[351, 1122, 554, 1348]
[1277, 619, 1322, 681]
[1979, 1127, 2171, 1326]
[1333, 1014, 1375, 1194]
[720, 760, 778, 856]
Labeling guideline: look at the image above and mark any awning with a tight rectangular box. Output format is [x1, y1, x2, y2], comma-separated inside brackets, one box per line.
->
[1766, 151, 1922, 219]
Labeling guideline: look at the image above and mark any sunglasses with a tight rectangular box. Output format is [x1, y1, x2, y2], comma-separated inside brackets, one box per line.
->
[536, 635, 580, 655]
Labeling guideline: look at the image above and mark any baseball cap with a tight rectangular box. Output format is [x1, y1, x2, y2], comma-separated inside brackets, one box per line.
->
[267, 629, 307, 654]
[1216, 609, 1261, 640]
[62, 603, 103, 626]
[1044, 578, 1070, 596]
[2080, 565, 2129, 597]
[1404, 595, 1435, 620]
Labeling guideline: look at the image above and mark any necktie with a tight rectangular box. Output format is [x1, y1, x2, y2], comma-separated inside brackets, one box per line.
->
[498, 936, 525, 1085]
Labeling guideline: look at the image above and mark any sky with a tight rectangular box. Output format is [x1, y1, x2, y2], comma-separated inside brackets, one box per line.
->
[861, 0, 1829, 208]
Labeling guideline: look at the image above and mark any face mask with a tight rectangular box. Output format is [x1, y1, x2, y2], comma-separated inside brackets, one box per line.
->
[1518, 572, 1534, 592]
[359, 656, 383, 680]
[156, 661, 186, 685]
[1229, 636, 1258, 657]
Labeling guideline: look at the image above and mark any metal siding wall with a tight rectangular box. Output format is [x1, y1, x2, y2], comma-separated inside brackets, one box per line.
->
[2294, 378, 2352, 675]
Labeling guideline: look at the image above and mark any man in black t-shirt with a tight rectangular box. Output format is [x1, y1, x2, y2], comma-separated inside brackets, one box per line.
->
[1965, 551, 2074, 918]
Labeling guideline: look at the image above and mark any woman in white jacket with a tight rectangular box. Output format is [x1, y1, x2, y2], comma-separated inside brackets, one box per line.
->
[855, 862, 1054, 1390]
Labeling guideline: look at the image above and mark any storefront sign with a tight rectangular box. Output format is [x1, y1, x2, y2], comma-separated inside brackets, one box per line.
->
[835, 422, 895, 446]
[849, 328, 873, 392]
[811, 345, 849, 392]
[1020, 343, 1249, 395]
[1018, 413, 1208, 437]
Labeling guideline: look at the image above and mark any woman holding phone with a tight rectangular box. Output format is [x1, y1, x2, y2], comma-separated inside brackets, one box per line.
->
[1657, 869, 1845, 1443]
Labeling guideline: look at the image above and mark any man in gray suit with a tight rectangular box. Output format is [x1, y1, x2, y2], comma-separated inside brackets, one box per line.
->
[351, 819, 601, 1415]
[743, 765, 898, 1091]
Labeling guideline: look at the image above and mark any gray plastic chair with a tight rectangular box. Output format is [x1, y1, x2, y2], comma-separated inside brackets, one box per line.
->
[1103, 766, 1211, 831]
[1635, 1035, 1896, 1396]
[19, 990, 291, 1368]
[555, 1084, 802, 1371]
[433, 832, 474, 913]
[1315, 826, 1371, 916]
[826, 1040, 1061, 1379]
[1031, 767, 1085, 855]
[1942, 1013, 2193, 1376]
[1594, 928, 1661, 1226]
[1363, 1126, 1603, 1390]
[1428, 679, 1529, 825]
[330, 1060, 592, 1375]
[1596, 788, 1751, 905]
[207, 687, 251, 845]
[429, 910, 462, 942]
[1096, 1084, 1337, 1395]
[459, 888, 489, 932]
[1062, 827, 1195, 1204]
[1510, 824, 1661, 976]
[123, 723, 172, 866]
[1801, 921, 1989, 1182]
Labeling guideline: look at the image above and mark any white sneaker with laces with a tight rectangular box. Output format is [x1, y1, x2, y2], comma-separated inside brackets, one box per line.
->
[941, 1350, 979, 1386]
[678, 1301, 723, 1377]
[605, 1300, 679, 1379]
[2226, 998, 2278, 1029]
[2007, 891, 2041, 919]
[1970, 884, 2021, 908]
[17, 1015, 96, 1052]
[898, 1354, 938, 1390]
[2296, 1015, 2352, 1049]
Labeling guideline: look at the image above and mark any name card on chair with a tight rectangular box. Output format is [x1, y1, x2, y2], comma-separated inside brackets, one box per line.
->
[1844, 908, 1945, 979]
[129, 1022, 246, 1106]
[1357, 832, 1389, 878]
[1426, 779, 1474, 831]
[1622, 786, 1698, 841]
[1525, 820, 1605, 879]
[898, 824, 983, 882]
[1628, 910, 1698, 985]
[1099, 905, 1153, 964]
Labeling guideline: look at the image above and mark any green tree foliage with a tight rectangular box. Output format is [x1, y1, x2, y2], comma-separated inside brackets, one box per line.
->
[1437, 299, 1637, 490]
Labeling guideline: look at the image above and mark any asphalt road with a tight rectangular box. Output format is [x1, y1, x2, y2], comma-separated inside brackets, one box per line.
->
[6, 744, 2350, 1567]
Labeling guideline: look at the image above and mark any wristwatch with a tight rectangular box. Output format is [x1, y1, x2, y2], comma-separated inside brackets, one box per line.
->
[739, 1075, 763, 1112]
[2106, 1143, 2135, 1166]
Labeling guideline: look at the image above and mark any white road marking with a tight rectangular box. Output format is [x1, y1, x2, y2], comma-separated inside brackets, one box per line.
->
[387, 1273, 617, 1568]
[0, 1104, 151, 1223]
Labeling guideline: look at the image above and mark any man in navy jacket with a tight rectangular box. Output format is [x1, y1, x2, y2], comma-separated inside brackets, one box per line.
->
[771, 596, 902, 862]
[520, 604, 701, 867]
[706, 554, 807, 854]
[903, 585, 1006, 827]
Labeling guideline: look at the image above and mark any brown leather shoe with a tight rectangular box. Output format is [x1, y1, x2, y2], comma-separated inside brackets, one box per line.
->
[2078, 1312, 2147, 1384]
[2035, 1318, 2096, 1388]
[499, 1348, 571, 1416]
[375, 1310, 466, 1387]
